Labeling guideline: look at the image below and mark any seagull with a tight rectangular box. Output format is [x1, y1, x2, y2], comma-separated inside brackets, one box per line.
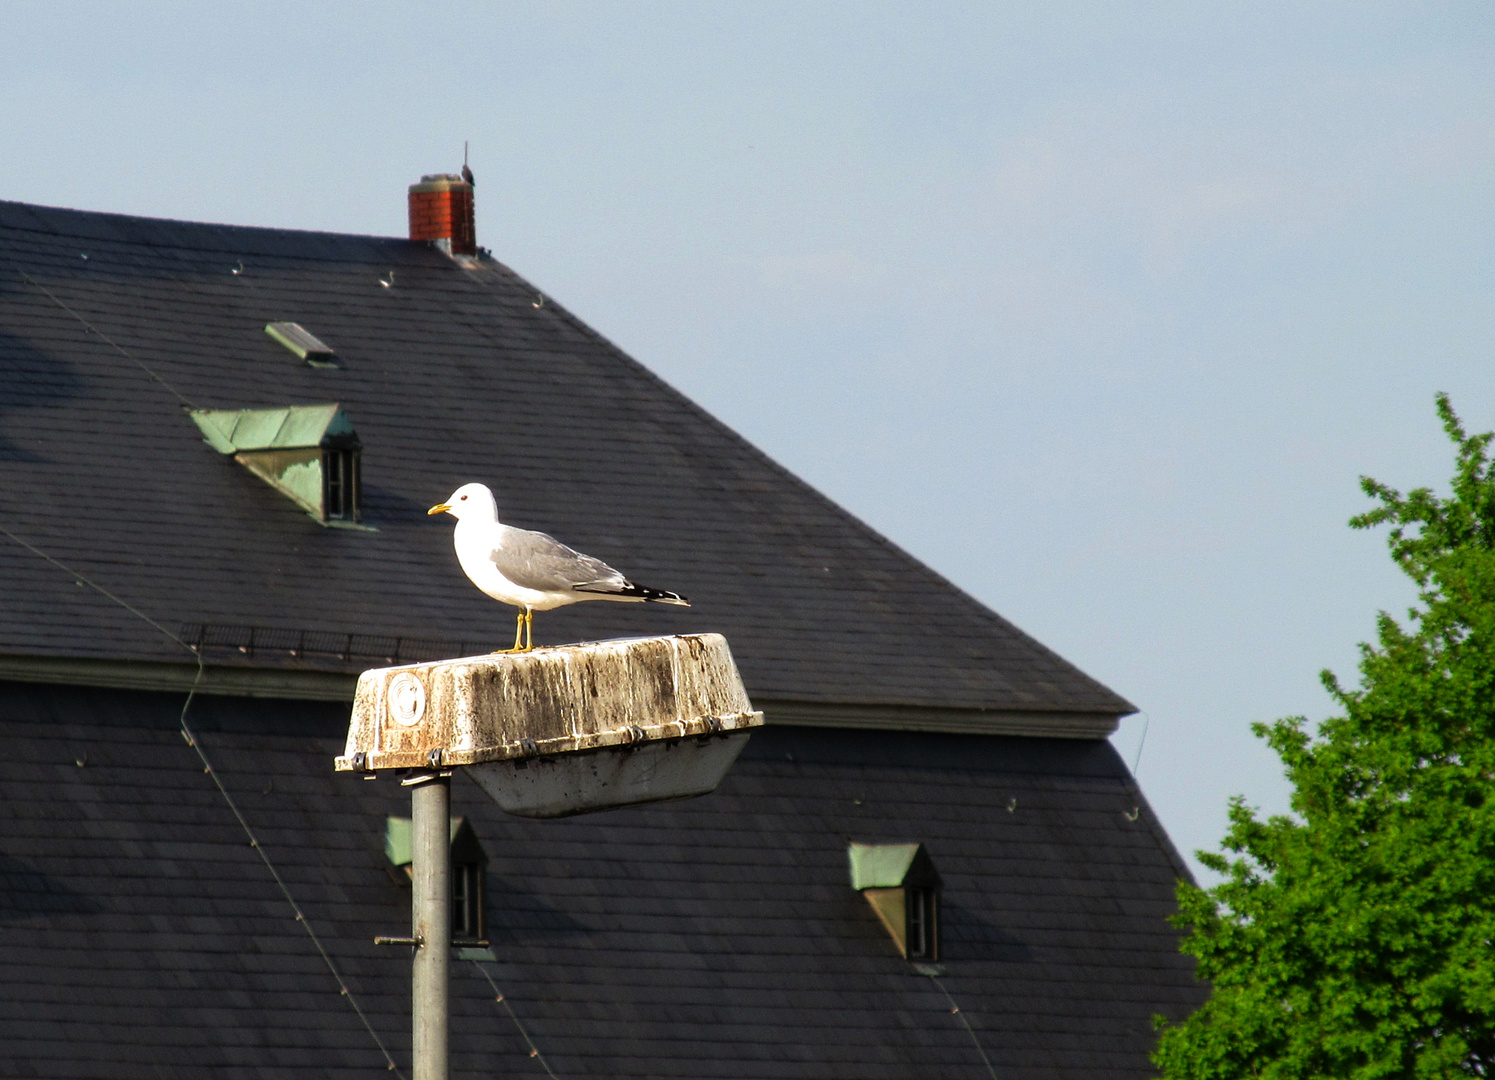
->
[427, 482, 689, 652]
[461, 163, 475, 187]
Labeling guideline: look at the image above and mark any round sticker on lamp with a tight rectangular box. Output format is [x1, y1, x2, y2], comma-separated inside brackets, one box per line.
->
[389, 672, 427, 726]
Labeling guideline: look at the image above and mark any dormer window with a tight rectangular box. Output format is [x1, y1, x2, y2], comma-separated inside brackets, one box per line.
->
[848, 841, 942, 961]
[190, 404, 367, 528]
[385, 816, 488, 940]
[452, 858, 483, 939]
[905, 883, 938, 960]
[324, 448, 359, 521]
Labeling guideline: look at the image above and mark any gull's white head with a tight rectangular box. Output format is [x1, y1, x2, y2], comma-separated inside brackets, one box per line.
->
[427, 482, 497, 522]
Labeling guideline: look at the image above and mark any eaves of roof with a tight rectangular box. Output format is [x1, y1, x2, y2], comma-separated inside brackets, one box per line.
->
[0, 654, 1120, 737]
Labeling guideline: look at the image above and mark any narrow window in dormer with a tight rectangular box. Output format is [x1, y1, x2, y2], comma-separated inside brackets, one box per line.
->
[324, 448, 360, 521]
[906, 886, 939, 960]
[452, 860, 484, 939]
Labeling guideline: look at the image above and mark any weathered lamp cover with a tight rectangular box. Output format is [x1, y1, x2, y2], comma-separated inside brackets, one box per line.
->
[336, 633, 762, 817]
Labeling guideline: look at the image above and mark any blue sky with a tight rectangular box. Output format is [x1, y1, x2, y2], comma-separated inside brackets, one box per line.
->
[4, 1, 1493, 877]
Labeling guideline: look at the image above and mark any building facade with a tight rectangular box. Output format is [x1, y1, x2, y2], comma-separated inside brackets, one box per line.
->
[0, 188, 1202, 1078]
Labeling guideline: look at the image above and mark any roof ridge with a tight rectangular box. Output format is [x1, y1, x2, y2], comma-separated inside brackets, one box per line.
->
[0, 198, 414, 258]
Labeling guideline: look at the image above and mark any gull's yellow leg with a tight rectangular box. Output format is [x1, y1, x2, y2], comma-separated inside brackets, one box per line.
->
[522, 609, 534, 651]
[491, 610, 526, 654]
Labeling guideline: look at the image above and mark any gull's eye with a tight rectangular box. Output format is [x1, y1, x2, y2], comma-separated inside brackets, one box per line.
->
[460, 495, 468, 501]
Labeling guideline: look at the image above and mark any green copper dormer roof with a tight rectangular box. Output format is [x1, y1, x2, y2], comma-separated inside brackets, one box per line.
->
[847, 842, 941, 890]
[187, 404, 365, 527]
[189, 404, 358, 454]
[385, 816, 486, 869]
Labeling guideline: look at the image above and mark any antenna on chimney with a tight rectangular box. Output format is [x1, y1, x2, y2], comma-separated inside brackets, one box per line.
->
[462, 141, 474, 188]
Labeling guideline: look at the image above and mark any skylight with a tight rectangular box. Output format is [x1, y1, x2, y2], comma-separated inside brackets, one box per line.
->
[265, 322, 338, 367]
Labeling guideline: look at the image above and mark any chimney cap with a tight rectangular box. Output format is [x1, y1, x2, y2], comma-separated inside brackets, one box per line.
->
[409, 173, 471, 196]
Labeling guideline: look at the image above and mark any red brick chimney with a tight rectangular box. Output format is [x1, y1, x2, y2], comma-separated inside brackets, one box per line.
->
[408, 173, 476, 255]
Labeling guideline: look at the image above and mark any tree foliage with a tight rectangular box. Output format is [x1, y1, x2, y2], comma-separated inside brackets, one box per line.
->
[1154, 395, 1495, 1079]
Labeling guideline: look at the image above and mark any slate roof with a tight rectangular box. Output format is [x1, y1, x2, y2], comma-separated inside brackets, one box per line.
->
[0, 199, 1132, 722]
[0, 681, 1202, 1080]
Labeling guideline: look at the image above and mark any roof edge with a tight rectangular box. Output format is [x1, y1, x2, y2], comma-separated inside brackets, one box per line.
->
[758, 699, 1121, 739]
[0, 654, 356, 702]
[0, 656, 1123, 737]
[0, 197, 407, 250]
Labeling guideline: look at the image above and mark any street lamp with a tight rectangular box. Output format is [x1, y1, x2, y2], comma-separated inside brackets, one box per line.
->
[335, 633, 762, 1080]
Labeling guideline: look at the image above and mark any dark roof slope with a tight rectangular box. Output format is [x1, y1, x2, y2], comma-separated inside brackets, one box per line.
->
[0, 681, 1200, 1079]
[0, 199, 1132, 719]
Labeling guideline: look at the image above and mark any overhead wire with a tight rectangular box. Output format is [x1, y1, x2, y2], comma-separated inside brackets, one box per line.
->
[0, 522, 406, 1077]
[1130, 711, 1151, 777]
[467, 959, 563, 1079]
[923, 972, 1001, 1080]
[19, 272, 198, 409]
[178, 695, 404, 1076]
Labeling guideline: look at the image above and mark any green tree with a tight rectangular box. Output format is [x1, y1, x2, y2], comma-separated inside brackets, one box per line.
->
[1154, 395, 1495, 1079]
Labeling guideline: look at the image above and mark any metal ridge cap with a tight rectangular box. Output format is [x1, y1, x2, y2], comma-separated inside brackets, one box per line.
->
[754, 698, 1123, 739]
[0, 653, 358, 701]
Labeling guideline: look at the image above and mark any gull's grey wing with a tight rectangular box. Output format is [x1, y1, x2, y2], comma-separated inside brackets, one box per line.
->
[492, 526, 628, 593]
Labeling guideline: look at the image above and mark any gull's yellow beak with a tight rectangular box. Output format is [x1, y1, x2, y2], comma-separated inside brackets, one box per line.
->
[427, 503, 452, 516]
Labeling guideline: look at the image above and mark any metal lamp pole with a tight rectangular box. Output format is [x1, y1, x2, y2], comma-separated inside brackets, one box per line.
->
[410, 773, 450, 1080]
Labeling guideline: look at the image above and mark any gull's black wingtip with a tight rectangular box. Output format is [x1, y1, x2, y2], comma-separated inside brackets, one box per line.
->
[635, 584, 690, 606]
[572, 581, 690, 606]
